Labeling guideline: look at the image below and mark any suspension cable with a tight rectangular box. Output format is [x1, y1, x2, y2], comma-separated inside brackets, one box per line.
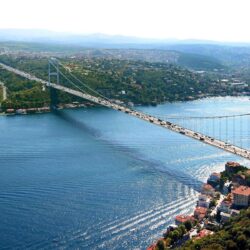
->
[52, 59, 116, 103]
[152, 113, 250, 120]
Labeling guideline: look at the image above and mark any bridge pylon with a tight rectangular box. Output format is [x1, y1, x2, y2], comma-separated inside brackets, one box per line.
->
[48, 58, 60, 110]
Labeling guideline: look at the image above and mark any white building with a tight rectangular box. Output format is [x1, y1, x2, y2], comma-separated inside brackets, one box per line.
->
[198, 194, 211, 208]
[220, 212, 231, 223]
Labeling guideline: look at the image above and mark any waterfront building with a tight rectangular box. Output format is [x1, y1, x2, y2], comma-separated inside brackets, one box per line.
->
[175, 215, 194, 225]
[6, 108, 15, 113]
[207, 172, 221, 186]
[16, 109, 27, 114]
[197, 194, 211, 208]
[232, 185, 250, 207]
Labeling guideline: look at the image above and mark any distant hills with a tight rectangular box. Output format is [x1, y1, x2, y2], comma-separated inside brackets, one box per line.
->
[1, 29, 250, 70]
[1, 29, 250, 47]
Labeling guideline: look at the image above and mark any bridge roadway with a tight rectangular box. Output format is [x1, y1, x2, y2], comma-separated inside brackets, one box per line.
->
[1, 62, 250, 160]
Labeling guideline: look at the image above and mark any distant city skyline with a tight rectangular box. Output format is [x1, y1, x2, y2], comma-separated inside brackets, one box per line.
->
[1, 0, 250, 42]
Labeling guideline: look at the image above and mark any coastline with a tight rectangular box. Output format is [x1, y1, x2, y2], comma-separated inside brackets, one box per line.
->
[0, 95, 249, 117]
[0, 101, 97, 116]
[148, 161, 250, 250]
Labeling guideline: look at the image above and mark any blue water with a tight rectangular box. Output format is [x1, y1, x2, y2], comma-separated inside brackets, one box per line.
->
[0, 97, 250, 250]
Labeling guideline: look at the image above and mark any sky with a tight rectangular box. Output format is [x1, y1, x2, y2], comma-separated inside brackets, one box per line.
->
[1, 0, 250, 42]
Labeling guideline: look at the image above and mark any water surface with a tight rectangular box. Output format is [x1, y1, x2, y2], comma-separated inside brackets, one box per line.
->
[0, 97, 250, 249]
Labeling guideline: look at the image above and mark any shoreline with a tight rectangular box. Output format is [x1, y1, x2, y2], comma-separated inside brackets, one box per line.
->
[148, 161, 250, 250]
[0, 95, 249, 117]
[0, 102, 97, 116]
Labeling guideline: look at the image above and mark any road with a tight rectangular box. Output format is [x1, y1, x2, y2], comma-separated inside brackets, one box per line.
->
[210, 194, 225, 217]
[0, 81, 7, 101]
[1, 62, 250, 160]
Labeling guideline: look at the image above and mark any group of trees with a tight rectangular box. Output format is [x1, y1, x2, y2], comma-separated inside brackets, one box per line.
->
[181, 208, 250, 250]
[0, 57, 86, 111]
[155, 208, 250, 250]
[155, 220, 196, 250]
[0, 54, 247, 111]
[220, 165, 250, 188]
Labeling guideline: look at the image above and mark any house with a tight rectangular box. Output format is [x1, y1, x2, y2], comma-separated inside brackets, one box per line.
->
[167, 224, 178, 231]
[220, 212, 231, 223]
[204, 220, 219, 231]
[189, 228, 198, 238]
[16, 109, 27, 114]
[232, 174, 247, 186]
[232, 185, 250, 207]
[175, 215, 194, 225]
[201, 184, 215, 197]
[197, 194, 211, 208]
[225, 161, 241, 174]
[223, 181, 231, 194]
[230, 209, 240, 217]
[6, 108, 15, 114]
[195, 229, 213, 240]
[219, 199, 232, 213]
[194, 207, 207, 221]
[207, 172, 221, 186]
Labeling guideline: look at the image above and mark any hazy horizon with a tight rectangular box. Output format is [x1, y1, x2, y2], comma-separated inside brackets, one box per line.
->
[1, 28, 250, 46]
[1, 0, 250, 43]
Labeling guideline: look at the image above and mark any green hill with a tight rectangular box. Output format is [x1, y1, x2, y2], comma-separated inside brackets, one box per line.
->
[177, 53, 225, 71]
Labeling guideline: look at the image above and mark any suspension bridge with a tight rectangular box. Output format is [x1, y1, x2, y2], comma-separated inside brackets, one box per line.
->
[0, 59, 250, 160]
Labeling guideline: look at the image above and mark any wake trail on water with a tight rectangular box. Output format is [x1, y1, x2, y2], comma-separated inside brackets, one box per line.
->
[46, 191, 197, 249]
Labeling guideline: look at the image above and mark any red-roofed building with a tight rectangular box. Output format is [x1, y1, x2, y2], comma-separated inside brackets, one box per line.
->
[6, 108, 15, 113]
[175, 215, 194, 225]
[195, 229, 213, 240]
[232, 185, 250, 207]
[147, 244, 156, 250]
[194, 207, 207, 221]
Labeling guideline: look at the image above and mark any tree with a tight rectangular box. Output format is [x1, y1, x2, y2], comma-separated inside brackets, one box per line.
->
[210, 199, 216, 208]
[178, 224, 186, 236]
[237, 234, 247, 249]
[156, 239, 165, 250]
[184, 220, 192, 231]
[203, 243, 223, 250]
[170, 230, 180, 243]
[226, 240, 238, 250]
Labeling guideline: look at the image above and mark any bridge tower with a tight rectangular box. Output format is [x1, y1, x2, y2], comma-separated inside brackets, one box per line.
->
[48, 58, 60, 110]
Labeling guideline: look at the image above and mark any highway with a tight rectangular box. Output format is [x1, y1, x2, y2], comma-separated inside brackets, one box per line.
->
[0, 80, 7, 101]
[1, 62, 250, 160]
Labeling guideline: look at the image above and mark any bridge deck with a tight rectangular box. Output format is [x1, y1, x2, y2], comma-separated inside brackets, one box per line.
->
[1, 62, 250, 160]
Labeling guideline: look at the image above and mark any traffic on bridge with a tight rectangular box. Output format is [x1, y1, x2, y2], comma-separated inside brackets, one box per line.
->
[1, 61, 250, 160]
